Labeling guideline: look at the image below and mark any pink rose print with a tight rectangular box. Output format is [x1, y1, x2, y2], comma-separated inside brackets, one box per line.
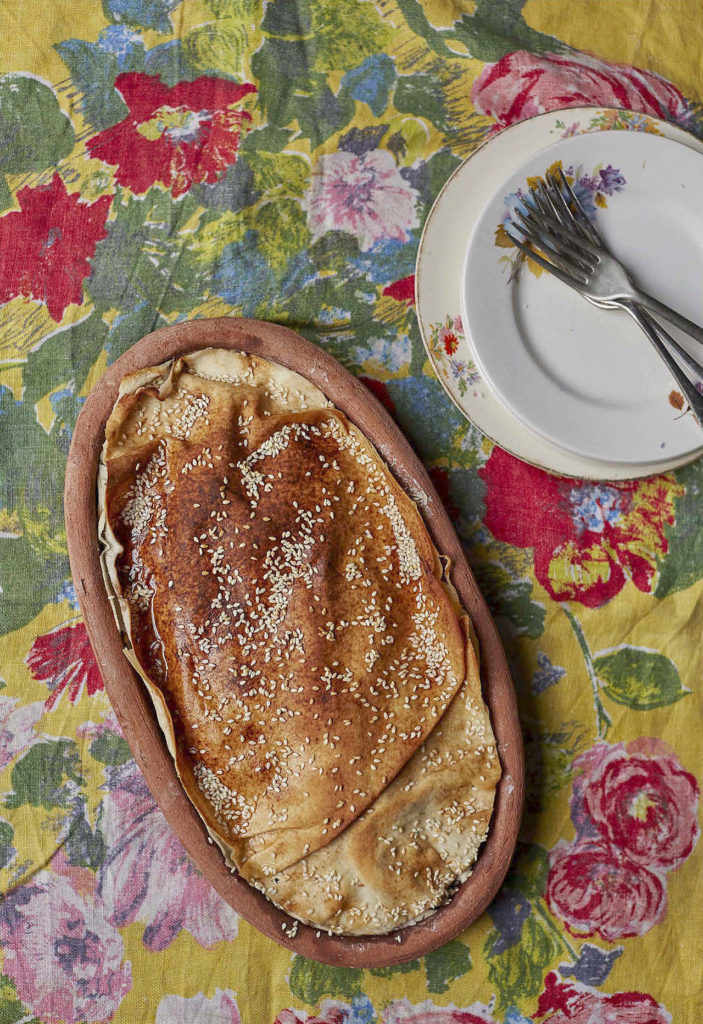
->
[472, 50, 692, 133]
[26, 621, 104, 709]
[546, 837, 666, 941]
[382, 999, 498, 1023]
[275, 998, 374, 1024]
[98, 761, 238, 950]
[0, 695, 44, 771]
[304, 149, 419, 251]
[535, 970, 672, 1024]
[76, 709, 123, 742]
[156, 988, 241, 1024]
[0, 871, 132, 1024]
[572, 742, 699, 872]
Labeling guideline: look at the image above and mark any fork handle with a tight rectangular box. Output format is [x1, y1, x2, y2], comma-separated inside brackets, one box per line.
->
[619, 300, 703, 430]
[628, 289, 703, 349]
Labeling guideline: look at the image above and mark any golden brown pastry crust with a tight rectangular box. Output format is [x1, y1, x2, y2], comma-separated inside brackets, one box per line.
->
[99, 348, 499, 933]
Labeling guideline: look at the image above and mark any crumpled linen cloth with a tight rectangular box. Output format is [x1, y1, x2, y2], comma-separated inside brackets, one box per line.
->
[0, 1, 701, 1022]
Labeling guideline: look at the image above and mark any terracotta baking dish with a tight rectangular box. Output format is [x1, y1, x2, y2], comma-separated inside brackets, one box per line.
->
[64, 317, 523, 967]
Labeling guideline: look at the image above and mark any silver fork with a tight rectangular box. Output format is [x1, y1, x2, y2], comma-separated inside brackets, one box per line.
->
[521, 169, 703, 347]
[515, 171, 703, 383]
[505, 176, 703, 428]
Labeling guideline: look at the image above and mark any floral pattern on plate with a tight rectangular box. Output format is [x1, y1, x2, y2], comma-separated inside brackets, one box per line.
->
[427, 314, 481, 398]
[494, 159, 627, 275]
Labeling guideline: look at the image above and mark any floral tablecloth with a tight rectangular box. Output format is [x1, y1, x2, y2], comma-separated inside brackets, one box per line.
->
[1, 1, 702, 1022]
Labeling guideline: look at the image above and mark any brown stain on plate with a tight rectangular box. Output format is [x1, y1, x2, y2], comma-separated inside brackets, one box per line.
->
[64, 317, 524, 967]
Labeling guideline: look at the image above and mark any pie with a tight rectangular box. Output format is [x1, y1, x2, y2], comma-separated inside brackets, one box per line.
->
[98, 347, 500, 935]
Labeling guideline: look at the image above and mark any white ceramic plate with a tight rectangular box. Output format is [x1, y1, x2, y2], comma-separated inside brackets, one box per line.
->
[416, 107, 703, 479]
[462, 130, 703, 466]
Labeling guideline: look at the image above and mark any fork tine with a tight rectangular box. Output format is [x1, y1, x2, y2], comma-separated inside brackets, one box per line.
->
[505, 231, 590, 291]
[553, 168, 604, 246]
[545, 171, 595, 245]
[518, 203, 601, 262]
[541, 175, 588, 237]
[514, 211, 594, 277]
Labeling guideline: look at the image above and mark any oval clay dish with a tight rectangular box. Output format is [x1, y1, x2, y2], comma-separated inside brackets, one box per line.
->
[64, 317, 523, 968]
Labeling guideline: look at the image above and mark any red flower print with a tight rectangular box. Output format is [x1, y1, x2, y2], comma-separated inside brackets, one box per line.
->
[546, 837, 666, 941]
[479, 446, 682, 607]
[535, 971, 672, 1024]
[87, 73, 256, 198]
[26, 622, 104, 710]
[359, 376, 397, 418]
[0, 174, 110, 321]
[472, 50, 692, 133]
[443, 331, 458, 355]
[572, 742, 699, 872]
[382, 274, 416, 305]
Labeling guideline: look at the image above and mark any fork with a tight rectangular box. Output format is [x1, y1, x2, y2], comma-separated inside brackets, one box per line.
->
[512, 171, 703, 383]
[518, 168, 703, 347]
[505, 175, 703, 428]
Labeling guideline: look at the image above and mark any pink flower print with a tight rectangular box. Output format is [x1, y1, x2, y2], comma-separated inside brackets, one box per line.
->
[76, 709, 124, 742]
[382, 999, 498, 1023]
[535, 970, 672, 1024]
[156, 988, 242, 1024]
[0, 695, 44, 771]
[572, 742, 699, 872]
[275, 998, 374, 1024]
[98, 762, 238, 950]
[546, 837, 666, 941]
[0, 871, 131, 1024]
[472, 50, 692, 133]
[304, 149, 419, 251]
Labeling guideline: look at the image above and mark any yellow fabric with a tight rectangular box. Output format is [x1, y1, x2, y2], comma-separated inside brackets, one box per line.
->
[1, 2, 701, 1022]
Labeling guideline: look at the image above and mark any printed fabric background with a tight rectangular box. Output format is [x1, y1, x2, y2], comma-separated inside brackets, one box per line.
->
[0, 1, 702, 1021]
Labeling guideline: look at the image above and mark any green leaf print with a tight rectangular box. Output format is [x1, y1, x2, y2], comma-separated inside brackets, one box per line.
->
[0, 971, 36, 1024]
[85, 187, 215, 317]
[65, 805, 106, 869]
[394, 74, 452, 134]
[255, 198, 311, 272]
[655, 458, 703, 597]
[5, 740, 83, 810]
[310, 2, 393, 73]
[0, 75, 75, 176]
[247, 152, 309, 198]
[0, 819, 15, 871]
[0, 536, 70, 636]
[424, 939, 472, 993]
[240, 126, 296, 153]
[261, 0, 311, 35]
[90, 731, 132, 766]
[523, 720, 583, 815]
[288, 956, 362, 1003]
[593, 646, 690, 710]
[506, 843, 551, 900]
[471, 561, 546, 639]
[0, 391, 68, 556]
[182, 20, 250, 76]
[54, 38, 130, 131]
[453, 0, 567, 60]
[485, 913, 561, 1010]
